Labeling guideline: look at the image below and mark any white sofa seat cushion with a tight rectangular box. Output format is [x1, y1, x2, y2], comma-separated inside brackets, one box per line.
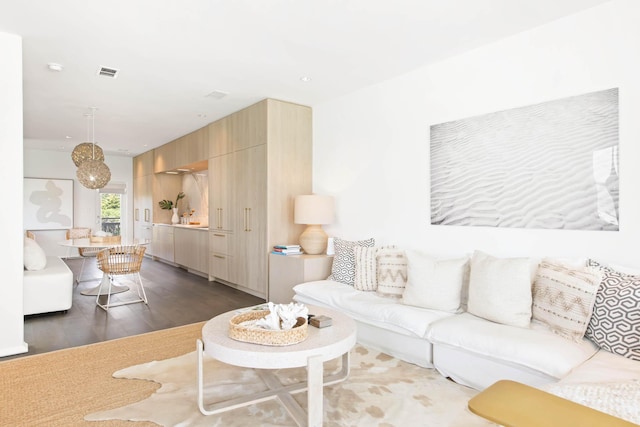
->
[426, 312, 599, 379]
[294, 280, 453, 337]
[24, 256, 73, 315]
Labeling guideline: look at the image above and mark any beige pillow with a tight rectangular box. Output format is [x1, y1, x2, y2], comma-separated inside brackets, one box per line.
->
[402, 250, 468, 313]
[533, 259, 602, 342]
[376, 248, 407, 298]
[353, 246, 379, 291]
[467, 250, 532, 328]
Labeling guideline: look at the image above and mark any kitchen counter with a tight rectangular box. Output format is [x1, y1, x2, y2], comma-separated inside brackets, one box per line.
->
[154, 223, 209, 230]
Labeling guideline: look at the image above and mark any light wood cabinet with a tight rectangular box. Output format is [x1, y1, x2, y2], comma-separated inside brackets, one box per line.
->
[153, 141, 176, 173]
[174, 228, 208, 274]
[268, 254, 334, 303]
[208, 154, 234, 232]
[133, 152, 155, 255]
[176, 126, 209, 167]
[133, 150, 154, 178]
[207, 99, 312, 299]
[153, 225, 174, 262]
[208, 116, 232, 157]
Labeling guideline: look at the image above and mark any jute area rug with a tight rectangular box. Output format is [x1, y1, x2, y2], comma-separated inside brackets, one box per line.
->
[1, 321, 494, 426]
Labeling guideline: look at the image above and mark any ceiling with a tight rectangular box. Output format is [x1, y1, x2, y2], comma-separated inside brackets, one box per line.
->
[1, 0, 610, 157]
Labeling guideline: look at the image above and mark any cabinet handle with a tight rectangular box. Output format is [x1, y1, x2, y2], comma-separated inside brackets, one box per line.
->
[135, 208, 139, 221]
[217, 208, 222, 229]
[214, 255, 225, 259]
[144, 208, 150, 222]
[243, 208, 253, 231]
[213, 234, 225, 237]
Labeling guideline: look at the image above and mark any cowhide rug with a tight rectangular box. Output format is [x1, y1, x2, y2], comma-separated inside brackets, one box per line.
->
[85, 344, 495, 426]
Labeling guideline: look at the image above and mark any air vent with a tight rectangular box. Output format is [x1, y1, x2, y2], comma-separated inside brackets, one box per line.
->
[205, 90, 228, 99]
[97, 66, 119, 78]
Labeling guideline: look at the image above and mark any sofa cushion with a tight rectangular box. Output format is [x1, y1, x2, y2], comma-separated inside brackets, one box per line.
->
[532, 259, 602, 342]
[376, 247, 408, 298]
[24, 236, 47, 271]
[328, 237, 375, 286]
[426, 313, 599, 379]
[586, 260, 640, 362]
[467, 250, 532, 328]
[293, 280, 453, 337]
[402, 250, 468, 313]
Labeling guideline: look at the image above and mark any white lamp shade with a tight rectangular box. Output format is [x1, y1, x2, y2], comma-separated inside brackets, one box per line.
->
[294, 195, 334, 225]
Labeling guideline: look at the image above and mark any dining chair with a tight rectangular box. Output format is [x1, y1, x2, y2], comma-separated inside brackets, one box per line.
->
[95, 245, 148, 311]
[66, 227, 100, 284]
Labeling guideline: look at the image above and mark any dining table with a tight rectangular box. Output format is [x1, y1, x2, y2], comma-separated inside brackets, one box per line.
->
[58, 238, 151, 296]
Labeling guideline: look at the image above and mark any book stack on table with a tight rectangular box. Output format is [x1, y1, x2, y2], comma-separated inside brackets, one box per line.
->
[272, 245, 303, 255]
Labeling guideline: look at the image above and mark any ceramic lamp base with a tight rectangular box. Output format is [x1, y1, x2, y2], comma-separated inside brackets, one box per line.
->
[299, 225, 328, 255]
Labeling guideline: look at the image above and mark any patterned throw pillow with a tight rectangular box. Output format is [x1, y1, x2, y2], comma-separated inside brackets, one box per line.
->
[586, 260, 640, 361]
[532, 260, 602, 342]
[353, 246, 379, 291]
[376, 248, 408, 298]
[327, 237, 375, 286]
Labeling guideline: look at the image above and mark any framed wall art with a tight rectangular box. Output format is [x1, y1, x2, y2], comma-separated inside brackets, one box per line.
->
[430, 88, 619, 231]
[24, 178, 74, 230]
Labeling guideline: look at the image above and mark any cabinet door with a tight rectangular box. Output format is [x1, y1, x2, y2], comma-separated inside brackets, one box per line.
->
[232, 145, 267, 295]
[176, 126, 208, 167]
[133, 174, 153, 235]
[208, 117, 232, 158]
[208, 154, 235, 232]
[229, 100, 267, 151]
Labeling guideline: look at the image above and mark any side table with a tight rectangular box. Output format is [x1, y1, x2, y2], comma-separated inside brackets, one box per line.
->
[268, 254, 333, 303]
[197, 304, 356, 427]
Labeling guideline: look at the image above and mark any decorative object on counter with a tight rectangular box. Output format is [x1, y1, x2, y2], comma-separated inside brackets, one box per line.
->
[75, 107, 111, 190]
[188, 209, 199, 224]
[309, 314, 332, 328]
[272, 244, 303, 255]
[228, 302, 309, 346]
[294, 194, 335, 255]
[158, 192, 185, 224]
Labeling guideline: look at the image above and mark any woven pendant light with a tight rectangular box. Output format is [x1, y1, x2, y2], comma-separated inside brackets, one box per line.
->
[76, 107, 111, 190]
[71, 142, 104, 167]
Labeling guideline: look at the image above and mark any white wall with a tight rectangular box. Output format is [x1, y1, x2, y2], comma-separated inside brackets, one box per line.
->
[0, 32, 27, 357]
[313, 0, 640, 268]
[23, 149, 134, 257]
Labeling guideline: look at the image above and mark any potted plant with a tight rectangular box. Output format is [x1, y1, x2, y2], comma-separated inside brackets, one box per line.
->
[159, 192, 185, 224]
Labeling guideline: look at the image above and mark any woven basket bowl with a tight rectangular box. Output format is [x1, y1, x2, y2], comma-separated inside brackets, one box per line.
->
[228, 310, 308, 346]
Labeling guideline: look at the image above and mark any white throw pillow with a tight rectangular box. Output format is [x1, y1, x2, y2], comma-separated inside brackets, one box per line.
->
[402, 250, 469, 313]
[24, 236, 47, 271]
[467, 250, 532, 328]
[353, 246, 379, 291]
[532, 259, 602, 342]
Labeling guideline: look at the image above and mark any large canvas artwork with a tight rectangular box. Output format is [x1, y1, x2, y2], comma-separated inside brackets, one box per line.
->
[430, 88, 619, 231]
[24, 178, 74, 230]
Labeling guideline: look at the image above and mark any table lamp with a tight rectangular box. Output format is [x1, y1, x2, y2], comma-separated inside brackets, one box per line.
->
[294, 195, 334, 255]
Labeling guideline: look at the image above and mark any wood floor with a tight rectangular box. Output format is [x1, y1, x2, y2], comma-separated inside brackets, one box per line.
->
[14, 256, 264, 360]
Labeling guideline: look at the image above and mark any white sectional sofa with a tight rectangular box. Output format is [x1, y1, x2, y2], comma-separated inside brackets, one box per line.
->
[24, 236, 73, 316]
[293, 240, 640, 423]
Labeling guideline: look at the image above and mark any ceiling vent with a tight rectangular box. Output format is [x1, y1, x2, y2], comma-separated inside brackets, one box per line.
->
[206, 90, 228, 100]
[97, 66, 119, 78]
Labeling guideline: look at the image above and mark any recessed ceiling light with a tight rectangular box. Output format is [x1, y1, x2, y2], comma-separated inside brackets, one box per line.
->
[47, 63, 63, 72]
[300, 76, 312, 83]
[205, 90, 228, 99]
[65, 135, 72, 139]
[166, 171, 179, 175]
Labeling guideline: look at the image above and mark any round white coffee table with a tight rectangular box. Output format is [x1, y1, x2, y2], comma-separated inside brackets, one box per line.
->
[196, 305, 356, 427]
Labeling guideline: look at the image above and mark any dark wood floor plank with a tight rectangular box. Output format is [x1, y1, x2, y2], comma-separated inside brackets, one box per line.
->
[11, 256, 264, 360]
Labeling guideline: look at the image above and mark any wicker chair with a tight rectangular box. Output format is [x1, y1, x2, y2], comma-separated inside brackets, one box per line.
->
[66, 227, 101, 284]
[95, 245, 148, 311]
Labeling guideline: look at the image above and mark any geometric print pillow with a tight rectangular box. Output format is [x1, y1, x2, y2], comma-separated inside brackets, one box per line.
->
[586, 259, 640, 361]
[327, 237, 375, 286]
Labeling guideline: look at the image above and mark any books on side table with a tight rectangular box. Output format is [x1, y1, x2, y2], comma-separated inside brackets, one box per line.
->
[272, 244, 303, 255]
